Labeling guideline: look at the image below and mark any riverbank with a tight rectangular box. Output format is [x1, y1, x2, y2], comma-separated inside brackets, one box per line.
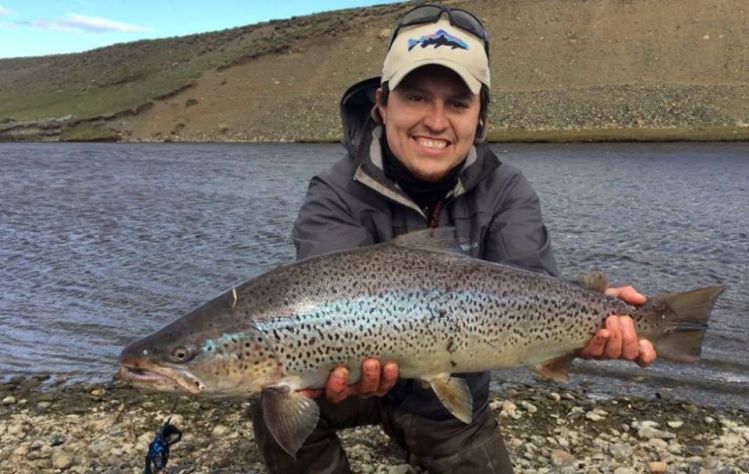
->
[1, 376, 747, 473]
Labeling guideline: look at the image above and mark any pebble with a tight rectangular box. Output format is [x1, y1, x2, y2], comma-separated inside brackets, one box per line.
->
[648, 461, 667, 473]
[90, 389, 106, 397]
[667, 420, 684, 429]
[638, 426, 676, 440]
[500, 400, 517, 416]
[37, 401, 52, 409]
[211, 424, 230, 438]
[614, 468, 637, 474]
[2, 396, 16, 405]
[550, 449, 575, 466]
[51, 450, 73, 470]
[585, 408, 608, 421]
[388, 465, 414, 474]
[609, 443, 632, 459]
[520, 401, 538, 414]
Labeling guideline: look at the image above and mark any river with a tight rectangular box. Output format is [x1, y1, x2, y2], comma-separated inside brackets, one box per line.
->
[0, 142, 747, 409]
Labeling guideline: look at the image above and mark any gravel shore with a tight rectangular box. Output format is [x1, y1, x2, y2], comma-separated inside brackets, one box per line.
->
[1, 375, 747, 474]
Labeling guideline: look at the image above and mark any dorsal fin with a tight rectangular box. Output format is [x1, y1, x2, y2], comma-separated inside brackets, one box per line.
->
[571, 270, 609, 293]
[390, 227, 466, 255]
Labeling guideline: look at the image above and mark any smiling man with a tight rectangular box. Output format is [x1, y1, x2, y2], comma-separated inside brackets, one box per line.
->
[250, 5, 655, 473]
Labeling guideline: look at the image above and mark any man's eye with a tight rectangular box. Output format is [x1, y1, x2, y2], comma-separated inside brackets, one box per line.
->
[451, 101, 469, 109]
[408, 94, 425, 102]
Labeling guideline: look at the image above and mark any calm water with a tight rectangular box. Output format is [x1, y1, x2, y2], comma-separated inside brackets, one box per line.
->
[1, 142, 747, 409]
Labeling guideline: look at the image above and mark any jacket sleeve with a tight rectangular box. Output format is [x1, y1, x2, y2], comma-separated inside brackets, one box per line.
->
[292, 175, 375, 260]
[484, 171, 559, 276]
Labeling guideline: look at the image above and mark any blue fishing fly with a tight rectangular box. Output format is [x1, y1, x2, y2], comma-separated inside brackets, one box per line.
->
[143, 416, 182, 474]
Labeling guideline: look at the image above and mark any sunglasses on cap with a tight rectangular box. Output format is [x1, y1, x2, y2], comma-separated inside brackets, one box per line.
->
[388, 4, 490, 56]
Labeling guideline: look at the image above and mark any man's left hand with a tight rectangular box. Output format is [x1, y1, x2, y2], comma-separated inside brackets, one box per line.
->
[578, 286, 657, 367]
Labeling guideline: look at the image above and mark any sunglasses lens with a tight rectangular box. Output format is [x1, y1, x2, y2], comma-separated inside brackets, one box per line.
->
[449, 10, 488, 40]
[399, 5, 443, 26]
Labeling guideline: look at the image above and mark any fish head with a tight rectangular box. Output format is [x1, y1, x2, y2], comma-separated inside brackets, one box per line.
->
[119, 289, 282, 398]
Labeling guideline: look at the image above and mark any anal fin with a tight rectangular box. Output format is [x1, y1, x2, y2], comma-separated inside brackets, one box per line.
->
[261, 385, 320, 459]
[535, 353, 575, 383]
[425, 375, 473, 424]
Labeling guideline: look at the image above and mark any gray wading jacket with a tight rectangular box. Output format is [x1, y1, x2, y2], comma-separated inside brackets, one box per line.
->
[292, 77, 559, 420]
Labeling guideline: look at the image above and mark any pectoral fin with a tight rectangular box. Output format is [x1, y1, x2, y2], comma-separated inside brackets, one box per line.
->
[261, 385, 320, 458]
[534, 353, 575, 383]
[425, 375, 473, 424]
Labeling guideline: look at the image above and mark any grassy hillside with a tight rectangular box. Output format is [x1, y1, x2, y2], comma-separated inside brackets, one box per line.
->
[1, 0, 747, 142]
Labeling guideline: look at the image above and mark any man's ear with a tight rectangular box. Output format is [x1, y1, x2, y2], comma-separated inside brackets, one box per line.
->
[374, 88, 386, 124]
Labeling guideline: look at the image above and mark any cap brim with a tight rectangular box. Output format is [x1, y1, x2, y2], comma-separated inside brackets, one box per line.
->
[387, 58, 483, 95]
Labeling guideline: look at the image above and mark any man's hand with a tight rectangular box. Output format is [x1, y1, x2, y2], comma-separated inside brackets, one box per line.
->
[578, 286, 657, 367]
[299, 358, 399, 402]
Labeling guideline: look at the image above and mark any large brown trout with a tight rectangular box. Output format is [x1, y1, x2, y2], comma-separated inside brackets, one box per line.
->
[119, 228, 726, 457]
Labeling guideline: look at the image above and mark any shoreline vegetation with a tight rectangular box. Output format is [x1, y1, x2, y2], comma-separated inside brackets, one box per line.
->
[1, 376, 747, 473]
[1, 0, 747, 144]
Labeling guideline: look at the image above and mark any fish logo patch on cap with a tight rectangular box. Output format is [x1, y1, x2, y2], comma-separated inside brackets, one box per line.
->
[407, 29, 469, 51]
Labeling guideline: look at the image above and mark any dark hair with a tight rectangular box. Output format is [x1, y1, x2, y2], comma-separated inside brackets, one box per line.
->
[374, 81, 491, 143]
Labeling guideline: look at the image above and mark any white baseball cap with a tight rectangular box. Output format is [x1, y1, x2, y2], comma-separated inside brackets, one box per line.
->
[382, 18, 490, 95]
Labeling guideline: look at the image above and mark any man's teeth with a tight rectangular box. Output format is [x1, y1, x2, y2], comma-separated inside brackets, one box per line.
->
[416, 138, 448, 149]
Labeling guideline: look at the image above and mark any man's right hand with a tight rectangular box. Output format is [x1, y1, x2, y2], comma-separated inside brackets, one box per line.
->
[299, 358, 399, 402]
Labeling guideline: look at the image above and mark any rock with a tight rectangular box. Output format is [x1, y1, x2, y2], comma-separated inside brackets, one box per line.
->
[550, 449, 575, 467]
[608, 443, 632, 459]
[548, 392, 561, 402]
[388, 465, 414, 474]
[705, 416, 716, 424]
[585, 409, 608, 421]
[500, 400, 517, 416]
[30, 439, 44, 451]
[2, 396, 16, 405]
[648, 461, 667, 473]
[685, 445, 705, 456]
[51, 450, 74, 470]
[520, 400, 538, 414]
[614, 468, 637, 474]
[718, 433, 745, 447]
[211, 424, 229, 438]
[50, 434, 66, 447]
[37, 401, 52, 409]
[13, 445, 28, 457]
[638, 426, 676, 440]
[648, 438, 668, 450]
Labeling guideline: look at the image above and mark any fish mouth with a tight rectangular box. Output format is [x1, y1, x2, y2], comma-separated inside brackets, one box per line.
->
[118, 359, 205, 395]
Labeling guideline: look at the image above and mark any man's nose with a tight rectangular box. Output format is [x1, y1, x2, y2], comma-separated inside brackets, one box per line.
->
[423, 102, 448, 132]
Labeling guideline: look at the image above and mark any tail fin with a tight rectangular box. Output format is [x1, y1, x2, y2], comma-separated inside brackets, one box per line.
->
[649, 285, 727, 363]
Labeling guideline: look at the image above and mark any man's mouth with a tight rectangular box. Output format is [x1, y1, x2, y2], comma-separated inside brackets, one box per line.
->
[414, 137, 450, 149]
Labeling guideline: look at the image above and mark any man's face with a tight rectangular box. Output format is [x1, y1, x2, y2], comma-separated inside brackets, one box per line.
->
[377, 65, 481, 183]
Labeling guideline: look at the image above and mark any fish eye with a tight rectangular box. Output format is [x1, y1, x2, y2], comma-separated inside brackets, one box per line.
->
[171, 346, 191, 362]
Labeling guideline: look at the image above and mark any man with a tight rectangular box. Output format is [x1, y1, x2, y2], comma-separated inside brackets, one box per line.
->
[251, 5, 656, 473]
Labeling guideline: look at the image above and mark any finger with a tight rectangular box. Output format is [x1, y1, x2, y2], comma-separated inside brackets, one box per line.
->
[580, 329, 609, 358]
[619, 316, 639, 361]
[356, 358, 381, 396]
[604, 317, 623, 359]
[298, 389, 322, 399]
[325, 366, 350, 403]
[376, 361, 399, 395]
[636, 339, 657, 367]
[606, 286, 647, 305]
